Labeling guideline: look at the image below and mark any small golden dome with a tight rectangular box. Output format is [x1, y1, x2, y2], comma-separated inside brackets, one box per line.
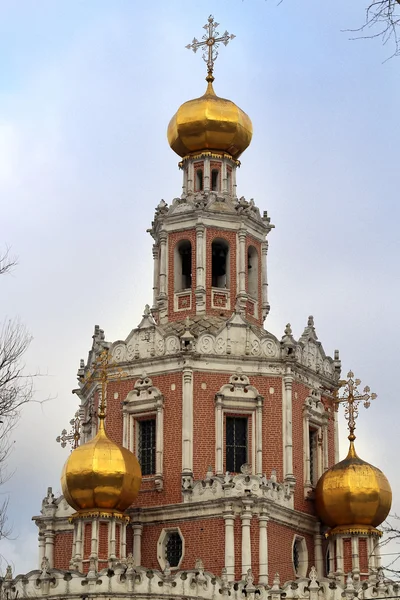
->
[61, 415, 142, 514]
[315, 441, 392, 535]
[167, 78, 253, 159]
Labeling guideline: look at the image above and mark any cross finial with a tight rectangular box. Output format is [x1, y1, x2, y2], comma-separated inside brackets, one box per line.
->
[334, 370, 377, 441]
[186, 15, 235, 82]
[83, 349, 127, 421]
[56, 411, 81, 450]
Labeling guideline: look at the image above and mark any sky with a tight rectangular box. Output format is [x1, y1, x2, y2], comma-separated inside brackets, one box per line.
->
[0, 0, 399, 576]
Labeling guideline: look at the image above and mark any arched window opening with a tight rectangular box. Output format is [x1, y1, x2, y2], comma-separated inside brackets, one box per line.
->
[211, 169, 220, 191]
[196, 169, 203, 191]
[174, 240, 192, 291]
[247, 246, 258, 299]
[212, 240, 229, 288]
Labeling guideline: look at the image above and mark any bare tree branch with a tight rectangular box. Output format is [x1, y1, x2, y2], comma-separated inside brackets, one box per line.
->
[0, 248, 17, 277]
[347, 0, 400, 59]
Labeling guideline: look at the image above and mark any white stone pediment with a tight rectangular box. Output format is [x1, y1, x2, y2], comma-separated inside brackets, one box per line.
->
[296, 340, 333, 378]
[110, 327, 179, 362]
[197, 322, 280, 359]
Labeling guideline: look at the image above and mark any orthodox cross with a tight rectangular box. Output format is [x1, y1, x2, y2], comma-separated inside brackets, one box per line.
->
[56, 411, 81, 450]
[186, 15, 235, 80]
[334, 370, 377, 441]
[83, 348, 127, 419]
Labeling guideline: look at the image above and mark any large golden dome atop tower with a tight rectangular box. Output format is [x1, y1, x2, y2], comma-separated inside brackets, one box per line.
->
[315, 440, 392, 535]
[167, 77, 253, 159]
[61, 412, 142, 514]
[168, 15, 252, 160]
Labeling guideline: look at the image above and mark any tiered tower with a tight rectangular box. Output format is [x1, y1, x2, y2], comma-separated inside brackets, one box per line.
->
[4, 16, 393, 600]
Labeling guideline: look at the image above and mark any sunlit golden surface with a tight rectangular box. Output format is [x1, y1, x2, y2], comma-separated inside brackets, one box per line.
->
[61, 418, 142, 513]
[167, 81, 252, 159]
[315, 441, 392, 534]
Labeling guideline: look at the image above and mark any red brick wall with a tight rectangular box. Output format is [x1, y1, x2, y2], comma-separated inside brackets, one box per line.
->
[83, 522, 92, 559]
[192, 372, 283, 482]
[141, 517, 225, 574]
[98, 521, 109, 559]
[268, 521, 315, 583]
[359, 537, 368, 576]
[54, 531, 73, 570]
[343, 537, 352, 574]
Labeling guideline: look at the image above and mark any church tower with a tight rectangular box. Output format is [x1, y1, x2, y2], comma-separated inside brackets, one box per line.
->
[16, 16, 391, 600]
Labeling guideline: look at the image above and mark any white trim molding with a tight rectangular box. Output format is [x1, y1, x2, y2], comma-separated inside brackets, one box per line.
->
[215, 373, 264, 476]
[123, 375, 164, 491]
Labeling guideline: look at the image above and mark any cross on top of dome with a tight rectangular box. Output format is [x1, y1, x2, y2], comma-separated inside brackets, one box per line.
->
[185, 15, 235, 81]
[335, 370, 377, 441]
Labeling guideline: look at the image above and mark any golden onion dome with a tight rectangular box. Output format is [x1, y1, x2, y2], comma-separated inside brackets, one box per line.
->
[315, 440, 392, 535]
[167, 77, 253, 159]
[61, 413, 142, 514]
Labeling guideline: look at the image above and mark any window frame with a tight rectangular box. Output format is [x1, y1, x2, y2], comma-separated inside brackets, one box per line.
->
[303, 390, 329, 497]
[225, 415, 248, 473]
[215, 374, 264, 476]
[137, 417, 157, 476]
[157, 527, 184, 571]
[292, 535, 308, 578]
[123, 377, 164, 491]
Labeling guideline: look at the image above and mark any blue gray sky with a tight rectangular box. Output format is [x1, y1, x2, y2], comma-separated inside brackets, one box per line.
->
[0, 0, 399, 575]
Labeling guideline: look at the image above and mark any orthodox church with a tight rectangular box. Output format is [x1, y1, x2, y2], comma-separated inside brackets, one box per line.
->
[1, 16, 395, 600]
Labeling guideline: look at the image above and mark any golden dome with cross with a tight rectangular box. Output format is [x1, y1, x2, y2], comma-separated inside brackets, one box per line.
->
[315, 372, 392, 536]
[167, 15, 253, 160]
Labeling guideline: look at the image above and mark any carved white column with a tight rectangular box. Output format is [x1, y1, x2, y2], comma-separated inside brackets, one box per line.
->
[109, 518, 116, 560]
[122, 407, 128, 449]
[195, 224, 206, 314]
[323, 419, 329, 472]
[44, 528, 55, 567]
[215, 394, 223, 475]
[238, 229, 247, 301]
[335, 536, 344, 577]
[328, 538, 335, 577]
[304, 412, 311, 486]
[90, 518, 98, 560]
[152, 244, 160, 310]
[261, 241, 269, 320]
[223, 503, 235, 581]
[334, 408, 339, 464]
[258, 506, 269, 585]
[158, 232, 167, 299]
[314, 527, 324, 578]
[133, 524, 143, 566]
[222, 160, 227, 194]
[283, 370, 295, 482]
[156, 397, 164, 485]
[121, 522, 127, 559]
[256, 396, 263, 476]
[351, 536, 359, 574]
[204, 157, 210, 192]
[241, 499, 253, 577]
[182, 366, 193, 474]
[38, 532, 45, 567]
[75, 520, 83, 563]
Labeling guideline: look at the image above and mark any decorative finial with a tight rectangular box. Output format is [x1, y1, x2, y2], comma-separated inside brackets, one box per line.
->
[186, 15, 235, 82]
[334, 370, 377, 441]
[56, 410, 81, 450]
[83, 349, 126, 423]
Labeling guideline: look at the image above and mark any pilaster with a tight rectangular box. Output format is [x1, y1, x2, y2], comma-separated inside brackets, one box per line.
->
[223, 502, 235, 582]
[133, 523, 143, 566]
[283, 369, 295, 484]
[261, 240, 270, 320]
[152, 244, 160, 316]
[182, 364, 193, 476]
[195, 224, 206, 314]
[241, 498, 253, 578]
[237, 228, 247, 311]
[258, 504, 269, 585]
[158, 231, 168, 323]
